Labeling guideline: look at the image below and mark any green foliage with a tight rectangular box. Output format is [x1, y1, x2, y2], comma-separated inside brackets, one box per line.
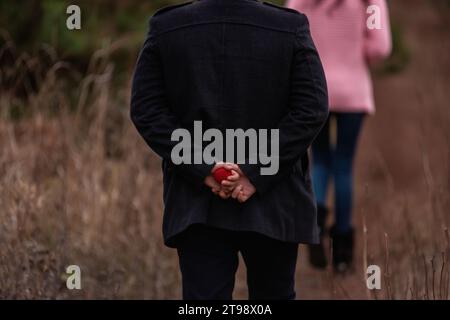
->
[0, 0, 164, 58]
[38, 0, 87, 55]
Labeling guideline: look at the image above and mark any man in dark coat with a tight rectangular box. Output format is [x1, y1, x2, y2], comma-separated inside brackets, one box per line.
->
[131, 0, 328, 300]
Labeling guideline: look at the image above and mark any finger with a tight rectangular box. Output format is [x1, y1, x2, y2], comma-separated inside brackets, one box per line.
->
[226, 170, 240, 181]
[219, 190, 230, 199]
[221, 183, 239, 194]
[237, 192, 247, 203]
[221, 180, 238, 187]
[212, 188, 220, 194]
[230, 165, 244, 175]
[205, 175, 221, 189]
[232, 185, 243, 199]
[223, 163, 239, 171]
[221, 184, 238, 193]
[221, 186, 236, 194]
[221, 187, 235, 194]
[210, 180, 222, 190]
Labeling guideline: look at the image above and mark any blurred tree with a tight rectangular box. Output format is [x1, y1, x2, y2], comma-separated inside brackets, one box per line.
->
[0, 0, 43, 45]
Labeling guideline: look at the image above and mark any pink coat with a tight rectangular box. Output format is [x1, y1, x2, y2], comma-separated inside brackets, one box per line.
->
[286, 0, 392, 114]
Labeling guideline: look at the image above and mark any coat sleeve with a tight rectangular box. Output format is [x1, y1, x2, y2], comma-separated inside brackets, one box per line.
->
[364, 0, 392, 64]
[130, 17, 214, 187]
[239, 14, 329, 194]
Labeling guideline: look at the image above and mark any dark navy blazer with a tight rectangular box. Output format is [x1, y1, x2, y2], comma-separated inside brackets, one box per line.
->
[131, 0, 329, 247]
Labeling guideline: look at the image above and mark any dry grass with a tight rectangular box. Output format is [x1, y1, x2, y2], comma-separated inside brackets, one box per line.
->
[0, 37, 179, 299]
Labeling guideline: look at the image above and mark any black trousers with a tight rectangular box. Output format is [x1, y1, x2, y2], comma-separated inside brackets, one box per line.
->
[175, 224, 299, 300]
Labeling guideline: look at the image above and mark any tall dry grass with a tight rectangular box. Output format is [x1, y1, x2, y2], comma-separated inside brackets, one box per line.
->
[0, 35, 180, 299]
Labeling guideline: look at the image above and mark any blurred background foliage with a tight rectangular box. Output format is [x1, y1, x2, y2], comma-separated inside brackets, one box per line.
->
[2, 0, 155, 56]
[0, 0, 414, 77]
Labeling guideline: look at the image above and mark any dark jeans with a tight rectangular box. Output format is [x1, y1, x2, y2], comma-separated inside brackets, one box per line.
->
[176, 224, 299, 300]
[312, 112, 365, 233]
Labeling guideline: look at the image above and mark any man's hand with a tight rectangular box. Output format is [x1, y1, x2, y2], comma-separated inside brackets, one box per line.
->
[204, 162, 256, 202]
[220, 165, 256, 203]
[204, 162, 240, 200]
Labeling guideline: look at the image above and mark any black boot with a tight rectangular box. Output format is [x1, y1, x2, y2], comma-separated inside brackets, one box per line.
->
[308, 205, 328, 269]
[330, 226, 354, 274]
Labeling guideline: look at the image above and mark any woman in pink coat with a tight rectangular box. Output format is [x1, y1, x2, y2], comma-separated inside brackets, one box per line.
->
[286, 0, 392, 273]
